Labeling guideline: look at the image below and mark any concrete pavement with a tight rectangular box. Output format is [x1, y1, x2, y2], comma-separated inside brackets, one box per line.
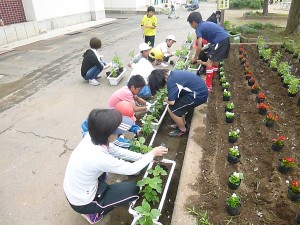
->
[0, 2, 218, 225]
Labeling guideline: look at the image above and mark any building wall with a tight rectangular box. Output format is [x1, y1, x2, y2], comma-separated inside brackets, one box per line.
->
[104, 0, 147, 9]
[0, 0, 26, 25]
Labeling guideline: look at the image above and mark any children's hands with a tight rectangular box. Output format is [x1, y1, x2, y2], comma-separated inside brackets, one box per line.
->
[151, 146, 168, 157]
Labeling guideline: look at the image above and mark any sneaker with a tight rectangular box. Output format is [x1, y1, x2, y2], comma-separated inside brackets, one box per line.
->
[168, 128, 188, 137]
[89, 79, 100, 86]
[81, 213, 103, 224]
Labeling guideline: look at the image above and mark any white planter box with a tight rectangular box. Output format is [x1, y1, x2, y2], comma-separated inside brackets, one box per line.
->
[182, 41, 193, 49]
[128, 158, 177, 225]
[175, 51, 190, 65]
[151, 105, 168, 130]
[187, 64, 201, 72]
[107, 68, 126, 86]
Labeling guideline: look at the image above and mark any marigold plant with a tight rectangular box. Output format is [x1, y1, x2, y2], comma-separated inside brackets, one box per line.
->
[257, 102, 269, 110]
[249, 77, 255, 82]
[272, 136, 286, 147]
[266, 113, 278, 121]
[289, 180, 300, 193]
[247, 70, 253, 76]
[257, 92, 266, 99]
[251, 83, 260, 91]
[281, 157, 296, 168]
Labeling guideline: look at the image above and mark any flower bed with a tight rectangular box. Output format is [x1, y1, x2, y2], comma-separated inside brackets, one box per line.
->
[189, 45, 300, 224]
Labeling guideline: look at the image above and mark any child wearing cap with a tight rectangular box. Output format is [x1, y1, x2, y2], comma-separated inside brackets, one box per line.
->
[148, 69, 208, 137]
[141, 6, 157, 47]
[64, 109, 168, 224]
[155, 35, 176, 66]
[187, 12, 230, 91]
[128, 43, 151, 68]
[129, 48, 164, 98]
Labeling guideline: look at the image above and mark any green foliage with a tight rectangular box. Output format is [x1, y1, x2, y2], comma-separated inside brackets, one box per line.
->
[112, 55, 123, 68]
[263, 48, 272, 60]
[148, 165, 167, 177]
[220, 76, 227, 84]
[269, 58, 277, 69]
[130, 137, 153, 153]
[225, 112, 234, 119]
[228, 172, 244, 185]
[237, 24, 257, 34]
[186, 32, 193, 43]
[137, 176, 163, 204]
[226, 193, 241, 208]
[187, 207, 213, 225]
[174, 60, 187, 70]
[110, 67, 117, 78]
[141, 115, 156, 137]
[222, 82, 230, 89]
[135, 199, 161, 225]
[230, 0, 262, 9]
[277, 62, 291, 76]
[274, 51, 282, 61]
[229, 128, 240, 138]
[223, 21, 231, 31]
[229, 146, 240, 157]
[226, 102, 235, 110]
[223, 89, 231, 97]
[288, 77, 300, 94]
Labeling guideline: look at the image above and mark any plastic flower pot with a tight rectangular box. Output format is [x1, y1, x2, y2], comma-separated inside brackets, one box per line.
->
[226, 117, 234, 123]
[228, 181, 241, 190]
[287, 187, 300, 202]
[265, 120, 275, 127]
[248, 80, 255, 86]
[278, 159, 293, 174]
[225, 106, 234, 112]
[295, 209, 300, 223]
[227, 154, 241, 164]
[227, 205, 241, 216]
[251, 89, 259, 94]
[282, 83, 289, 88]
[223, 96, 230, 101]
[228, 136, 238, 143]
[256, 98, 265, 103]
[288, 92, 297, 97]
[245, 75, 251, 80]
[272, 143, 284, 152]
[258, 108, 267, 115]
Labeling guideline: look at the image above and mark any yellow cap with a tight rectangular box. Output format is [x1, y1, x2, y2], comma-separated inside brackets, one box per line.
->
[149, 48, 163, 60]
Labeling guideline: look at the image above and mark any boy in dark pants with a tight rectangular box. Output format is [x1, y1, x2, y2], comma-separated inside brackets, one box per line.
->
[141, 6, 157, 47]
[187, 12, 230, 91]
[148, 69, 208, 137]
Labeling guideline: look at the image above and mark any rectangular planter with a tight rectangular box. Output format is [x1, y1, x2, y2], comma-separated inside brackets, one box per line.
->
[187, 64, 201, 72]
[107, 68, 126, 86]
[150, 105, 168, 130]
[128, 158, 177, 225]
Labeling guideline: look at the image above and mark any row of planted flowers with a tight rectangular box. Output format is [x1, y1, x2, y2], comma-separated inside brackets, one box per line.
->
[223, 44, 300, 217]
[256, 36, 300, 106]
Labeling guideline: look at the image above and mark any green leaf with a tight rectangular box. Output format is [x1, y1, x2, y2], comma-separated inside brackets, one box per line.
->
[150, 209, 161, 218]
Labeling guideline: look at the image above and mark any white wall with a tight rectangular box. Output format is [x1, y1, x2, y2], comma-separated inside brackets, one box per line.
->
[104, 0, 147, 9]
[22, 0, 105, 21]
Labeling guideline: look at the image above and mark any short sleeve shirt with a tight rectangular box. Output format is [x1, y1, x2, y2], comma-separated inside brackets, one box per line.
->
[108, 86, 135, 108]
[196, 21, 229, 44]
[141, 15, 157, 36]
[167, 70, 208, 103]
[155, 42, 168, 54]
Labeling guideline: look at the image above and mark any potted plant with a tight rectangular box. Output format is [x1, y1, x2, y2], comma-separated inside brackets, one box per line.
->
[223, 89, 231, 101]
[256, 92, 266, 103]
[257, 102, 269, 115]
[107, 56, 126, 86]
[269, 58, 278, 72]
[278, 157, 296, 174]
[225, 112, 235, 123]
[227, 146, 241, 164]
[229, 26, 241, 44]
[225, 102, 235, 112]
[228, 128, 240, 143]
[134, 199, 161, 225]
[288, 180, 300, 202]
[272, 135, 286, 151]
[226, 193, 241, 216]
[248, 77, 255, 86]
[288, 78, 300, 97]
[228, 172, 244, 190]
[262, 48, 272, 63]
[251, 83, 260, 94]
[222, 82, 230, 91]
[220, 76, 227, 84]
[265, 113, 278, 127]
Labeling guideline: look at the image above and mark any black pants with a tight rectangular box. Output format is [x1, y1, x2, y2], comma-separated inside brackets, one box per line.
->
[145, 35, 155, 47]
[69, 181, 139, 216]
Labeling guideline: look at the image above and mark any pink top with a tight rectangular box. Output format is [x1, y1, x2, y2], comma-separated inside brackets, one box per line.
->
[108, 86, 135, 108]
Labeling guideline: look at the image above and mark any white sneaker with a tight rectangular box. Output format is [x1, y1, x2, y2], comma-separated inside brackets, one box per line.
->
[89, 79, 100, 86]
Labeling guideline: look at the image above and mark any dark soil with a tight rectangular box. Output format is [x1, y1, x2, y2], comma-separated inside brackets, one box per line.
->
[189, 45, 300, 224]
[108, 111, 192, 225]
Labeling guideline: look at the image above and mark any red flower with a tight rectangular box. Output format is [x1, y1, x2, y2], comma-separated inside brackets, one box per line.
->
[251, 83, 260, 91]
[290, 180, 300, 193]
[257, 102, 269, 110]
[257, 92, 266, 99]
[272, 136, 286, 146]
[249, 77, 255, 82]
[266, 113, 278, 121]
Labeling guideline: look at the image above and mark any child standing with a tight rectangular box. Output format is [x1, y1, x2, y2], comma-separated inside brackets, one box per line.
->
[81, 37, 109, 86]
[141, 6, 157, 47]
[187, 12, 230, 91]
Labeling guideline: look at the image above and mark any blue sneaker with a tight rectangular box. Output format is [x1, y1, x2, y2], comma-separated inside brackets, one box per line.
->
[81, 213, 103, 224]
